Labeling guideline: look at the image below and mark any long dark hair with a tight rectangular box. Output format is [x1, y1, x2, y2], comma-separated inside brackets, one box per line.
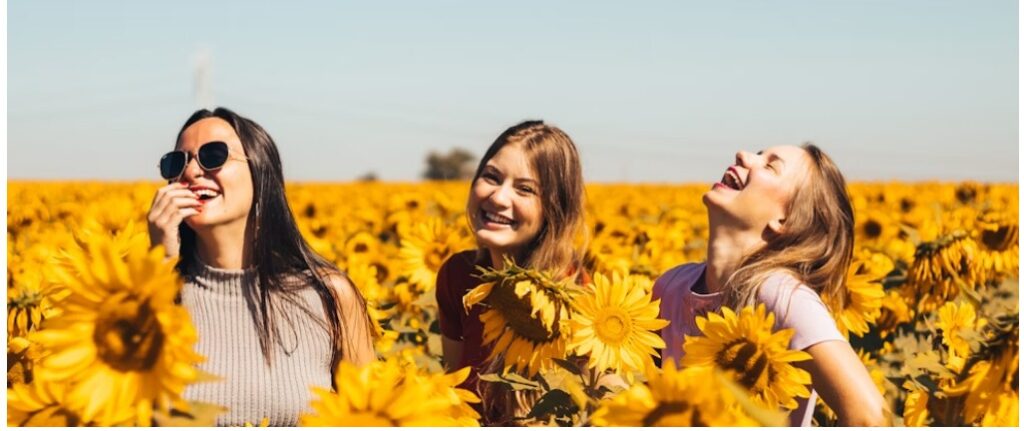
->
[174, 107, 369, 370]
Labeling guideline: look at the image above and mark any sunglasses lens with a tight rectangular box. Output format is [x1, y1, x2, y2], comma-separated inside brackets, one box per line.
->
[159, 152, 186, 179]
[199, 141, 231, 170]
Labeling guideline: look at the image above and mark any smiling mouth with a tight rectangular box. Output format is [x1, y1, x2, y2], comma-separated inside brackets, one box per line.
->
[480, 210, 516, 228]
[721, 169, 744, 191]
[191, 188, 221, 202]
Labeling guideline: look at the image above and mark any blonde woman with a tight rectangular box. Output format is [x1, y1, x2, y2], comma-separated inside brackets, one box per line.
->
[653, 144, 887, 426]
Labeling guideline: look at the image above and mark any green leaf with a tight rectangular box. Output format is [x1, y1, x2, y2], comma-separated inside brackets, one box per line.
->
[526, 389, 578, 421]
[478, 372, 543, 391]
[551, 357, 583, 376]
[905, 351, 955, 380]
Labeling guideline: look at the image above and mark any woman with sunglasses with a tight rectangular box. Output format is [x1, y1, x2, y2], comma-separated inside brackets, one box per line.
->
[147, 107, 374, 426]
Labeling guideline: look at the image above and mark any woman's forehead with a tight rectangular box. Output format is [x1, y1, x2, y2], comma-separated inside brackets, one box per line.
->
[488, 144, 537, 180]
[762, 145, 806, 161]
[177, 117, 241, 150]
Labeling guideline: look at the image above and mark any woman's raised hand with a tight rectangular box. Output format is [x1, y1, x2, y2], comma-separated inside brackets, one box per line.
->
[147, 182, 202, 258]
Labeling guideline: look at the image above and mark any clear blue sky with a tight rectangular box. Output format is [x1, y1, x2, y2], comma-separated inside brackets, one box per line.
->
[8, 0, 1018, 182]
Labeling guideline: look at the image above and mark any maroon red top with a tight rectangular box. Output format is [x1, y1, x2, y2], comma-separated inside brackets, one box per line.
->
[436, 250, 492, 391]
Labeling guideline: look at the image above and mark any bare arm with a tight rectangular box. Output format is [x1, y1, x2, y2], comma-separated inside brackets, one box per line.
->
[800, 340, 888, 426]
[328, 274, 375, 367]
[441, 336, 464, 372]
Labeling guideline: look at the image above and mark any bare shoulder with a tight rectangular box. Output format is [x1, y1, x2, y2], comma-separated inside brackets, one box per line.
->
[321, 271, 364, 309]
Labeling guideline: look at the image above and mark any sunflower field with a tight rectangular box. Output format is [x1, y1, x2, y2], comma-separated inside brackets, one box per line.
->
[6, 180, 1019, 426]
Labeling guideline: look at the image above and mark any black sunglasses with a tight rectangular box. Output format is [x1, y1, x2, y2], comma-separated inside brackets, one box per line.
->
[158, 141, 248, 180]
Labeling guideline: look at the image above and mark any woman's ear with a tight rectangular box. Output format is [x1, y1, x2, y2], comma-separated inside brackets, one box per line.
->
[767, 218, 786, 236]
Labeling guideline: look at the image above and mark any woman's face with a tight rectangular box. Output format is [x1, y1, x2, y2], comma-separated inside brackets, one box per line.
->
[467, 144, 544, 258]
[703, 145, 811, 235]
[176, 117, 254, 231]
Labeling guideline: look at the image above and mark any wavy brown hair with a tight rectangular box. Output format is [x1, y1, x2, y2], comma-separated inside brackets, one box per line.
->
[721, 143, 855, 312]
[467, 120, 588, 276]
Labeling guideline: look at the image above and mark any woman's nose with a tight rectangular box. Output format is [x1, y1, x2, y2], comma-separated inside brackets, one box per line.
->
[487, 184, 513, 208]
[181, 155, 204, 180]
[735, 151, 753, 167]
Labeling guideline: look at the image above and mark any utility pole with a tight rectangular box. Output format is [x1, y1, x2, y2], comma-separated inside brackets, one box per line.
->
[194, 47, 213, 109]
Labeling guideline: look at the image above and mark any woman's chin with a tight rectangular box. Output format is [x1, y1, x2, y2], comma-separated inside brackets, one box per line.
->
[475, 232, 523, 254]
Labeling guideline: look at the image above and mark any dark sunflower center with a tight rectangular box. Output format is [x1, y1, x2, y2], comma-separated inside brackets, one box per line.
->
[863, 220, 883, 239]
[900, 198, 915, 213]
[955, 185, 977, 204]
[487, 282, 560, 343]
[11, 290, 45, 309]
[93, 292, 165, 372]
[642, 401, 702, 426]
[716, 340, 770, 389]
[981, 224, 1017, 252]
[372, 263, 389, 283]
[353, 243, 369, 253]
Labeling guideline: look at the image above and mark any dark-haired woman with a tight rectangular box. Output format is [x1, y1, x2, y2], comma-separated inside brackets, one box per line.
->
[147, 107, 374, 426]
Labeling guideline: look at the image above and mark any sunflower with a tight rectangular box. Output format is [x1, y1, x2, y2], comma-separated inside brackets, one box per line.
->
[974, 211, 1019, 282]
[903, 231, 981, 313]
[876, 290, 914, 338]
[826, 251, 890, 338]
[27, 236, 204, 426]
[7, 270, 67, 338]
[682, 304, 813, 410]
[902, 381, 930, 427]
[855, 209, 894, 245]
[935, 301, 978, 360]
[344, 231, 382, 265]
[590, 361, 782, 426]
[568, 272, 668, 380]
[7, 379, 124, 426]
[300, 358, 479, 426]
[397, 217, 473, 291]
[464, 259, 579, 377]
[944, 320, 1019, 426]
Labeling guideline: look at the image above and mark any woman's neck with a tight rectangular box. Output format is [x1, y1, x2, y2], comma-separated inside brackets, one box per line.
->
[487, 247, 524, 271]
[704, 224, 763, 294]
[194, 222, 251, 270]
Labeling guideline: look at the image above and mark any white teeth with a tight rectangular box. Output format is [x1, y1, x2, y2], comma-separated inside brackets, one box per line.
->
[194, 189, 220, 198]
[483, 211, 514, 225]
[722, 172, 743, 190]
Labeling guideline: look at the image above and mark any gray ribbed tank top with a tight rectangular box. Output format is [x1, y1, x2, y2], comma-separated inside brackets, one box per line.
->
[179, 259, 334, 426]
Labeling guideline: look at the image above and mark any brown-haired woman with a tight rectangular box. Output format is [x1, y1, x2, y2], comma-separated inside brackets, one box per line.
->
[653, 144, 888, 426]
[434, 120, 589, 424]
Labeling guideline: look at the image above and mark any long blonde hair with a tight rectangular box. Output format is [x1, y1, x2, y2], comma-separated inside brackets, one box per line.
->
[722, 143, 855, 311]
[468, 120, 588, 276]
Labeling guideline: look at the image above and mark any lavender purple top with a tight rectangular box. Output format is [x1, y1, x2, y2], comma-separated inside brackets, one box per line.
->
[652, 263, 847, 427]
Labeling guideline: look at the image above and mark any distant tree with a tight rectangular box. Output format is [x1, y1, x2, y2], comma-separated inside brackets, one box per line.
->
[357, 171, 379, 182]
[423, 148, 476, 180]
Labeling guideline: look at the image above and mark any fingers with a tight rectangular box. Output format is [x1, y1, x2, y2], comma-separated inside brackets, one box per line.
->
[149, 184, 199, 223]
[155, 198, 202, 229]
